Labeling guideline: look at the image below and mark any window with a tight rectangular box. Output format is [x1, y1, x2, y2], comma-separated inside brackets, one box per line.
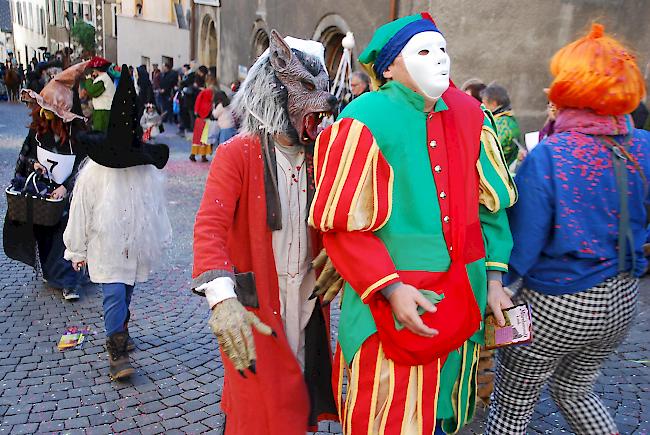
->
[28, 3, 33, 30]
[82, 3, 91, 23]
[55, 0, 64, 26]
[40, 8, 46, 35]
[111, 4, 118, 37]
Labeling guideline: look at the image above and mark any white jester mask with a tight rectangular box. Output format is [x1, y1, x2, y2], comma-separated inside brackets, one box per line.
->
[401, 31, 450, 100]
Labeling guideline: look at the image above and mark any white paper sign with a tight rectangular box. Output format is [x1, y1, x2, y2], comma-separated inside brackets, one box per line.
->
[525, 131, 540, 152]
[37, 146, 76, 185]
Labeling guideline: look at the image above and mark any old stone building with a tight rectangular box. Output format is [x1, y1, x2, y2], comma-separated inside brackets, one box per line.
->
[194, 0, 650, 132]
[194, 0, 392, 81]
[7, 0, 47, 65]
[44, 0, 118, 62]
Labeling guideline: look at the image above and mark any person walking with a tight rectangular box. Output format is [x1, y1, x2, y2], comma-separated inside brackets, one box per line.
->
[64, 65, 171, 381]
[4, 61, 90, 301]
[159, 63, 177, 123]
[311, 13, 516, 434]
[487, 23, 649, 435]
[151, 63, 162, 111]
[189, 74, 211, 162]
[135, 65, 155, 120]
[481, 83, 521, 167]
[461, 78, 486, 103]
[211, 89, 236, 147]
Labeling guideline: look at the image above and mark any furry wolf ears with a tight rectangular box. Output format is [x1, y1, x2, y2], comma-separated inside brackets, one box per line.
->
[269, 29, 293, 73]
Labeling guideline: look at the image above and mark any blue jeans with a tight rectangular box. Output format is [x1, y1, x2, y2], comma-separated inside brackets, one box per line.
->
[102, 283, 135, 337]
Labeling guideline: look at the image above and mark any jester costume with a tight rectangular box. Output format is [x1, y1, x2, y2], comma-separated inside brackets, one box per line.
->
[309, 13, 516, 434]
[492, 107, 521, 167]
[83, 57, 116, 133]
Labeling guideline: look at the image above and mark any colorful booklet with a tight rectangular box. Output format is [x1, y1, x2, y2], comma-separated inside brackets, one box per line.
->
[484, 304, 533, 350]
[57, 327, 90, 351]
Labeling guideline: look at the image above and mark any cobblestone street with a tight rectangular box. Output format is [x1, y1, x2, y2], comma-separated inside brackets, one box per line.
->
[0, 100, 649, 434]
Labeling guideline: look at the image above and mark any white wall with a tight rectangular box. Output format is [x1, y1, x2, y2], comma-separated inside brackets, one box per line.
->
[116, 15, 189, 68]
[10, 0, 48, 64]
[0, 32, 13, 63]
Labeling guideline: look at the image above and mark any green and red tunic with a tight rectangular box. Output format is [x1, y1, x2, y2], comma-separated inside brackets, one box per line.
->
[310, 80, 516, 433]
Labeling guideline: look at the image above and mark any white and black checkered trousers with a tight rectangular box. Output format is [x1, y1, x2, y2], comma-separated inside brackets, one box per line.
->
[486, 273, 639, 435]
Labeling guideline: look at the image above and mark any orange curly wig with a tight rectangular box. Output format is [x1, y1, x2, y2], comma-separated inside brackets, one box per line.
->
[548, 23, 646, 116]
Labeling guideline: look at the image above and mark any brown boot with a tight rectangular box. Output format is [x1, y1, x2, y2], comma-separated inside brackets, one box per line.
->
[124, 312, 135, 352]
[106, 332, 135, 380]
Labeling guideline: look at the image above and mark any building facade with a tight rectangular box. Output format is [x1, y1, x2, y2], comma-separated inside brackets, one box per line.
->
[402, 0, 650, 133]
[196, 0, 650, 133]
[0, 0, 14, 63]
[8, 0, 48, 66]
[116, 0, 191, 69]
[194, 0, 391, 83]
[43, 0, 117, 62]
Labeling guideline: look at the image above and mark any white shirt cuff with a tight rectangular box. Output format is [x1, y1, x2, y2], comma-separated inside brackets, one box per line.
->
[199, 277, 237, 309]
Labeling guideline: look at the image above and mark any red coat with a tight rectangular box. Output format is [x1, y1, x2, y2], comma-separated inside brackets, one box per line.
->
[193, 134, 337, 435]
[194, 88, 213, 119]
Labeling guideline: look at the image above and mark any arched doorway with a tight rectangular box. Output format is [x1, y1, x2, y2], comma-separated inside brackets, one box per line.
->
[320, 28, 345, 76]
[250, 20, 270, 62]
[199, 14, 218, 68]
[252, 29, 269, 60]
[313, 14, 352, 76]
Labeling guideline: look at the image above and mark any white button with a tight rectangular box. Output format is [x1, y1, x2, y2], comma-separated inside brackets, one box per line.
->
[440, 191, 447, 199]
[434, 165, 442, 173]
[443, 216, 450, 223]
[429, 140, 437, 148]
[449, 246, 453, 251]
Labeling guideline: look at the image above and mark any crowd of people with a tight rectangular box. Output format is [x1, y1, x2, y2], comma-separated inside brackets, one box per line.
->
[1, 13, 649, 435]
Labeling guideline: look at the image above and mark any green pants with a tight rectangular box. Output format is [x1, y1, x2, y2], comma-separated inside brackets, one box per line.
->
[92, 110, 110, 133]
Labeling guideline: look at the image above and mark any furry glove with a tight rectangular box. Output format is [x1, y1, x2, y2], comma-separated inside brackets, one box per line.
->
[310, 249, 344, 305]
[208, 298, 273, 375]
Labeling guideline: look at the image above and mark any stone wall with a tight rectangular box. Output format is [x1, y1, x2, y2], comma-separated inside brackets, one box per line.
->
[216, 0, 392, 85]
[402, 0, 650, 133]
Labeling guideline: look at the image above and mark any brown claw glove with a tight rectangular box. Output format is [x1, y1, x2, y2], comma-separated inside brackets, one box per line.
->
[310, 249, 344, 304]
[208, 298, 273, 375]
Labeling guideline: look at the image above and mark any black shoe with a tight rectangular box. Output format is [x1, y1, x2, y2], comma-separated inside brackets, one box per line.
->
[106, 332, 135, 380]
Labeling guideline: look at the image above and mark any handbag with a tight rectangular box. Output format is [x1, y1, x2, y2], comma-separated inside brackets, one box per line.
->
[5, 172, 65, 226]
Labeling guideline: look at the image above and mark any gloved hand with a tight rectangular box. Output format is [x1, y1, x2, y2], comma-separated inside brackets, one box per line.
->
[309, 249, 344, 305]
[208, 298, 274, 376]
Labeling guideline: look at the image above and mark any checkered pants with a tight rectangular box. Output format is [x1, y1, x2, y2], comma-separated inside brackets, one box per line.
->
[486, 274, 639, 435]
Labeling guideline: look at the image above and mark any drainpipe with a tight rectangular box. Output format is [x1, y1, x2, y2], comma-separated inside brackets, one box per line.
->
[190, 0, 196, 60]
[216, 3, 221, 80]
[389, 0, 399, 20]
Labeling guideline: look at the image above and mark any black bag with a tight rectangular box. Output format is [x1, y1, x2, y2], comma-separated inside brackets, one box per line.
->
[5, 172, 66, 226]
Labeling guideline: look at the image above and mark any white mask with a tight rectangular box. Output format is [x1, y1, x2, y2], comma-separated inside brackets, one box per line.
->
[401, 31, 450, 100]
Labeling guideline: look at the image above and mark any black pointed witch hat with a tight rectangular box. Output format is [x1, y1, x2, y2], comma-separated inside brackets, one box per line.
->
[77, 64, 169, 169]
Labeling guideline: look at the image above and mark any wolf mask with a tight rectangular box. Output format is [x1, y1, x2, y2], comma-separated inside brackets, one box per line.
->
[233, 30, 337, 145]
